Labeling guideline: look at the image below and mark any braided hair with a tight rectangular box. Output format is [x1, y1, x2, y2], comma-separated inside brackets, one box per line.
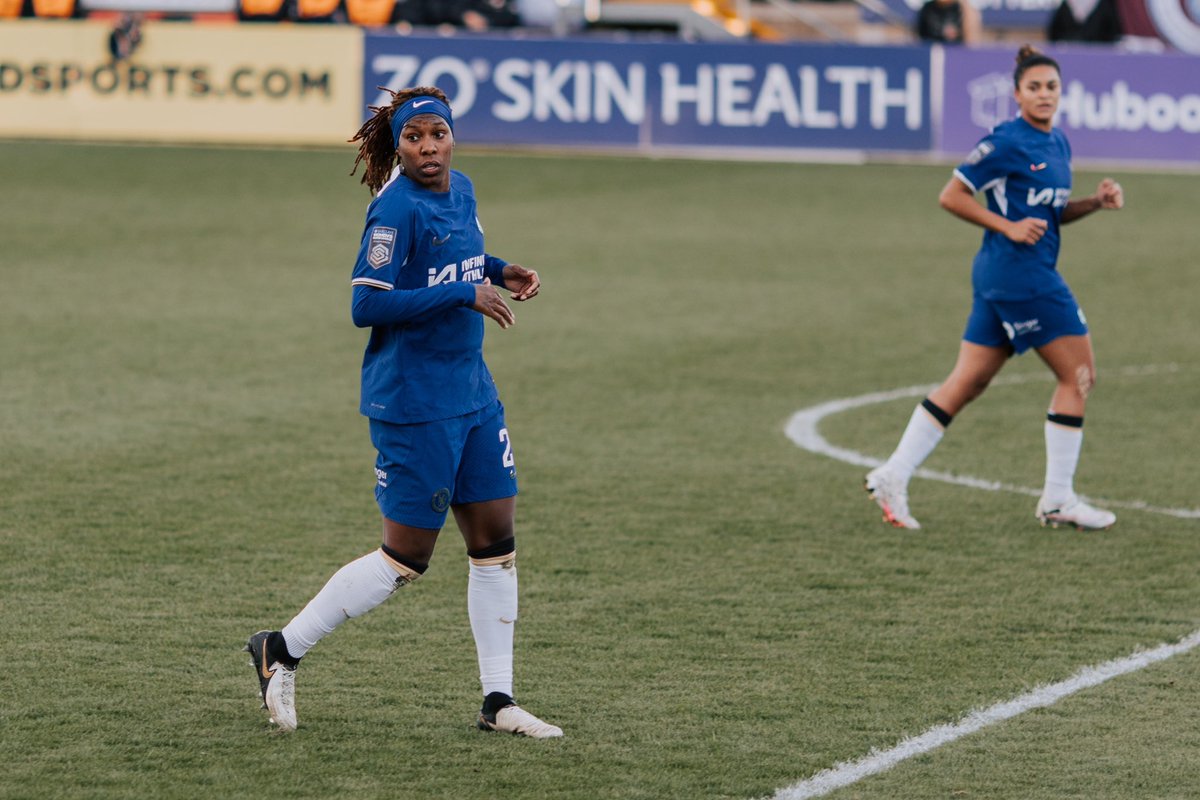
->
[1013, 44, 1060, 88]
[349, 86, 451, 195]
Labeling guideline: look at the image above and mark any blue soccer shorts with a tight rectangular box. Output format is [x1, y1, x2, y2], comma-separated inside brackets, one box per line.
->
[368, 399, 518, 530]
[963, 287, 1089, 355]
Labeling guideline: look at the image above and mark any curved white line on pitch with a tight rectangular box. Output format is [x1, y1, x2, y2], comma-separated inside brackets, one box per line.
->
[784, 364, 1200, 520]
[770, 627, 1200, 799]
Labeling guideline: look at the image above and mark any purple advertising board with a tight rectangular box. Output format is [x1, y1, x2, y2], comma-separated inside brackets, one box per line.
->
[362, 35, 933, 153]
[941, 46, 1200, 164]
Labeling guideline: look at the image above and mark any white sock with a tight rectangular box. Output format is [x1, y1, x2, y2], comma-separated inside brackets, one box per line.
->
[1043, 420, 1083, 504]
[467, 554, 517, 698]
[885, 404, 947, 481]
[281, 549, 414, 659]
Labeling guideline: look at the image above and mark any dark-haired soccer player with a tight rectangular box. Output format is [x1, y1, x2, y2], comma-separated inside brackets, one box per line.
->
[866, 45, 1125, 531]
[246, 86, 561, 738]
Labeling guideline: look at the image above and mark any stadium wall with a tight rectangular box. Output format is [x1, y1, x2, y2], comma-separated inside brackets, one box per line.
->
[1, 21, 1197, 164]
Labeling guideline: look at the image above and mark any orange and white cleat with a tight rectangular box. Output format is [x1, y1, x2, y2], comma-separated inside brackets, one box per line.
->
[865, 466, 921, 529]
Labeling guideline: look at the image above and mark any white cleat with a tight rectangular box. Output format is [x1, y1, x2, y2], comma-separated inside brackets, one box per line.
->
[865, 466, 921, 529]
[478, 700, 563, 739]
[1036, 495, 1116, 531]
[264, 665, 297, 731]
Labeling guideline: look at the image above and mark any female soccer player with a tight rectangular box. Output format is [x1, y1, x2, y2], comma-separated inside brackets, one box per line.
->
[865, 46, 1124, 532]
[246, 87, 562, 737]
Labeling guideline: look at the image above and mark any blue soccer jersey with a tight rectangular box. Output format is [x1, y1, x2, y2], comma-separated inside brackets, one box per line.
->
[953, 117, 1074, 301]
[349, 169, 509, 425]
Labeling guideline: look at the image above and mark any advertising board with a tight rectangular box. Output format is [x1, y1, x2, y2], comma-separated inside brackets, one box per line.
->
[363, 36, 934, 153]
[0, 20, 361, 145]
[941, 45, 1200, 164]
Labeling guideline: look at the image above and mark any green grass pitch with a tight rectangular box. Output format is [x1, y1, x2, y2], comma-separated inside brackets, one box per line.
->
[1, 140, 1198, 800]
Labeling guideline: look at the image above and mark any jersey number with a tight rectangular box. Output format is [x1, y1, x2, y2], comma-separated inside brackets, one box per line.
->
[499, 428, 515, 468]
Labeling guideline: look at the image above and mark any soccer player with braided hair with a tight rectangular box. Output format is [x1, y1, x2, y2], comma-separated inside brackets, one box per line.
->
[865, 45, 1125, 532]
[247, 86, 561, 737]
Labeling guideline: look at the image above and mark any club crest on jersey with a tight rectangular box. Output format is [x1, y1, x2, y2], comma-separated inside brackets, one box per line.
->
[367, 226, 397, 269]
[431, 488, 451, 513]
[964, 141, 995, 165]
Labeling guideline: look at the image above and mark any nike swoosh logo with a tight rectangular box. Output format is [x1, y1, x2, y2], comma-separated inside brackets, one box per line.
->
[413, 100, 433, 108]
[1030, 162, 1047, 171]
[260, 646, 275, 680]
[499, 617, 515, 624]
[432, 234, 451, 246]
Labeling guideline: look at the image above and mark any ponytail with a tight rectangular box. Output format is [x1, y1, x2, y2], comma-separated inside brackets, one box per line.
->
[1013, 44, 1061, 88]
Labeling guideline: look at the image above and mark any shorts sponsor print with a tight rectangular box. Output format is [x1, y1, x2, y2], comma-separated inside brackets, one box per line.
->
[368, 399, 517, 529]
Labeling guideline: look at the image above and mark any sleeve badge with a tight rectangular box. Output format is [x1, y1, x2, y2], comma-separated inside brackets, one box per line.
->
[964, 141, 995, 166]
[367, 226, 397, 270]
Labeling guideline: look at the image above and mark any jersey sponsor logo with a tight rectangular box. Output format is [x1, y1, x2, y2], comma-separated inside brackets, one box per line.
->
[428, 254, 487, 286]
[1027, 187, 1071, 208]
[368, 226, 398, 269]
[964, 140, 995, 165]
[428, 263, 457, 286]
[375, 467, 388, 488]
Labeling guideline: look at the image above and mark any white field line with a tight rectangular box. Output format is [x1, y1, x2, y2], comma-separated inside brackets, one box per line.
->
[783, 363, 1200, 520]
[770, 627, 1200, 800]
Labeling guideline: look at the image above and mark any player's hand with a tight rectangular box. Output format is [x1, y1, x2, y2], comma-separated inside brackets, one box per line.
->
[1006, 217, 1048, 245]
[472, 279, 515, 328]
[502, 264, 540, 301]
[1097, 178, 1124, 210]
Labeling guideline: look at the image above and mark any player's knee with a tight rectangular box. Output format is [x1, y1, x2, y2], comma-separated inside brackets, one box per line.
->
[468, 536, 516, 570]
[949, 374, 991, 407]
[378, 544, 429, 587]
[1074, 364, 1095, 400]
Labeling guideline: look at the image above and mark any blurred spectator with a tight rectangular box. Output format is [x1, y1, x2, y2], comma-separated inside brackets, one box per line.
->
[915, 0, 980, 44]
[516, 0, 585, 32]
[108, 14, 143, 61]
[391, 0, 517, 28]
[1047, 0, 1121, 42]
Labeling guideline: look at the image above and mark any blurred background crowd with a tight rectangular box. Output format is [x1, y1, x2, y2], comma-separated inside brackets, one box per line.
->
[0, 0, 1172, 52]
